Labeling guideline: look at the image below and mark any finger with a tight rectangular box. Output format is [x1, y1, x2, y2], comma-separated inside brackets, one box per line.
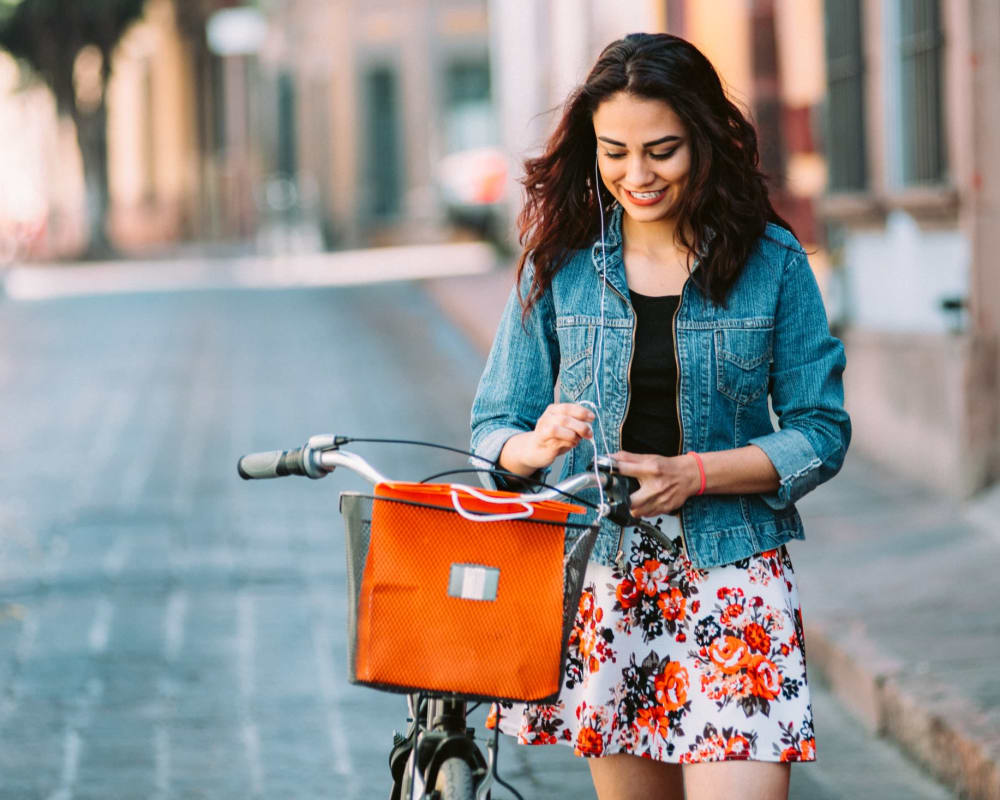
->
[631, 490, 682, 518]
[612, 457, 659, 479]
[613, 459, 643, 478]
[544, 425, 588, 447]
[557, 415, 593, 440]
[630, 499, 658, 518]
[550, 403, 596, 422]
[629, 501, 656, 517]
[540, 414, 592, 441]
[629, 487, 646, 507]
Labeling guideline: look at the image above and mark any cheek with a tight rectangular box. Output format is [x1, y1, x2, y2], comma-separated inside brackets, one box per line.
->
[668, 153, 692, 182]
[598, 164, 625, 189]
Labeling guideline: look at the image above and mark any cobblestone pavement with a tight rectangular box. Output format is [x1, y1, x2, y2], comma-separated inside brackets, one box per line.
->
[0, 277, 957, 798]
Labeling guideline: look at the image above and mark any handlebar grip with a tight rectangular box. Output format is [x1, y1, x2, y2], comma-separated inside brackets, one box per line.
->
[237, 448, 307, 480]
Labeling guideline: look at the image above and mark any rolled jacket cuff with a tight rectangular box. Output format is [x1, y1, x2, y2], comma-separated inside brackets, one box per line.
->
[470, 426, 548, 491]
[748, 428, 823, 510]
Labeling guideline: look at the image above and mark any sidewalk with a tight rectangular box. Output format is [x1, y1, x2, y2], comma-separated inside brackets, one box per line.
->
[423, 266, 1000, 800]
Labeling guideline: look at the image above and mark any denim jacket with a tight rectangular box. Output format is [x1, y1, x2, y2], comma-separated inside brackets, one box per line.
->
[470, 205, 851, 569]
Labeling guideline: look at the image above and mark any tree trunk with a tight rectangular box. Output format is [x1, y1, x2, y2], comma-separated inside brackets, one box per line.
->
[73, 101, 114, 260]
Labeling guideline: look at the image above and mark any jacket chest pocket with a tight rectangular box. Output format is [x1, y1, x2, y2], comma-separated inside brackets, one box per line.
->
[556, 320, 595, 401]
[714, 326, 772, 404]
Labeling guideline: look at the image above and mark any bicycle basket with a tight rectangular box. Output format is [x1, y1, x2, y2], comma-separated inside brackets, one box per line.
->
[339, 481, 598, 703]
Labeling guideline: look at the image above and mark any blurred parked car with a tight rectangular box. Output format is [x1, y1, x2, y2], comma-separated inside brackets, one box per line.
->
[436, 147, 509, 242]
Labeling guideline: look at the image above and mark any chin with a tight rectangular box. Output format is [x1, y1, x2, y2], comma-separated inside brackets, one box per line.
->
[622, 206, 672, 223]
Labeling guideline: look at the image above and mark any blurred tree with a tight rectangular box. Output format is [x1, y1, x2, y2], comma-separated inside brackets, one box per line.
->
[0, 0, 146, 257]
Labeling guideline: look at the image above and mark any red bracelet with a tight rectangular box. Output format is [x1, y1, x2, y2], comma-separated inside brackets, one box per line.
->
[687, 451, 706, 496]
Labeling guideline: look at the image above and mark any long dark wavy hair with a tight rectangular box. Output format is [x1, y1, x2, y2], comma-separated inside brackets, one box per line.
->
[517, 32, 796, 314]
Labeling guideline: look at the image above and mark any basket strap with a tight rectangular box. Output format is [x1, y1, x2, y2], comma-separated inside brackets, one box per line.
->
[449, 484, 535, 522]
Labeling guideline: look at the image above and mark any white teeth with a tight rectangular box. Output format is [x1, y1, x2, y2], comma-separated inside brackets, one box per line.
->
[628, 190, 664, 199]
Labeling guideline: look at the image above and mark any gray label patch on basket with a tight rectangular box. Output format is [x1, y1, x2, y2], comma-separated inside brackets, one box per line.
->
[447, 564, 500, 601]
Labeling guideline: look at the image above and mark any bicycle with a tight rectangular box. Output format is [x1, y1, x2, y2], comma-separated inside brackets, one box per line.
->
[237, 433, 644, 800]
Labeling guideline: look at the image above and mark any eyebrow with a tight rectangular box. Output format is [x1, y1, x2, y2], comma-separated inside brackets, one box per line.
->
[597, 135, 682, 148]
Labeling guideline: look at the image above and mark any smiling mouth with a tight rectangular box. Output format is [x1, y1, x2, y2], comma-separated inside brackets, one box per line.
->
[624, 188, 667, 202]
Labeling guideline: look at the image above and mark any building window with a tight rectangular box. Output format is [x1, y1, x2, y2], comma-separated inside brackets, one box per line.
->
[364, 65, 402, 219]
[823, 0, 867, 192]
[277, 71, 297, 179]
[442, 59, 493, 153]
[896, 0, 946, 185]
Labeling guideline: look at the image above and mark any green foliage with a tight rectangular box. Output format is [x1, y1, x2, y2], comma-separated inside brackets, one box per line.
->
[0, 0, 149, 254]
[0, 0, 146, 111]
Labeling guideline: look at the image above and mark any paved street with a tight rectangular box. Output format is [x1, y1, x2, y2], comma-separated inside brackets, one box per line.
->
[0, 280, 593, 799]
[0, 272, 956, 798]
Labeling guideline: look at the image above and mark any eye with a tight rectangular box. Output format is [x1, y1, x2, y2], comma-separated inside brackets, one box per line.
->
[601, 151, 626, 160]
[650, 148, 679, 161]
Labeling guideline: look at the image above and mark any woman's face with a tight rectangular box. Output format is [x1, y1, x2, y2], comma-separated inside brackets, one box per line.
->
[592, 92, 691, 225]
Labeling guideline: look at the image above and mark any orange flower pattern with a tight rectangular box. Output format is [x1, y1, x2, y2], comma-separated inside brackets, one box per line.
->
[489, 520, 816, 764]
[564, 586, 617, 689]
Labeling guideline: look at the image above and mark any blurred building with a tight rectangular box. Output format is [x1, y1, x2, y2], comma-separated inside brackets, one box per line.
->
[105, 0, 202, 250]
[815, 0, 999, 497]
[258, 0, 497, 249]
[0, 0, 237, 259]
[0, 51, 83, 260]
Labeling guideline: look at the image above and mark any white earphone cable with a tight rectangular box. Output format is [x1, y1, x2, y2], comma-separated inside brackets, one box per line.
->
[587, 153, 613, 519]
[449, 484, 536, 522]
[594, 153, 610, 413]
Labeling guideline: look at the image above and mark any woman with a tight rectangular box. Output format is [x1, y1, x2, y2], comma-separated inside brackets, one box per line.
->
[470, 33, 850, 800]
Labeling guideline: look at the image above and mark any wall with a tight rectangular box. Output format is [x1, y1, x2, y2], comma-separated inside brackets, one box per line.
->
[107, 0, 199, 250]
[826, 0, 995, 496]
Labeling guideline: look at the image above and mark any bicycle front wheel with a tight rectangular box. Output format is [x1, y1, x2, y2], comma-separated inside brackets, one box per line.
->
[433, 757, 474, 800]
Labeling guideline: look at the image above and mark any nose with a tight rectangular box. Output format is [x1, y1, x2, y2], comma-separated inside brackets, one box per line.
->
[625, 154, 654, 188]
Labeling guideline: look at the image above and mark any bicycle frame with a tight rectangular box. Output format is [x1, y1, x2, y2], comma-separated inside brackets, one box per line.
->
[393, 694, 494, 800]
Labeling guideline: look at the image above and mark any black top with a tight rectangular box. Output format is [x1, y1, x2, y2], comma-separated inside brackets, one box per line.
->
[620, 291, 682, 457]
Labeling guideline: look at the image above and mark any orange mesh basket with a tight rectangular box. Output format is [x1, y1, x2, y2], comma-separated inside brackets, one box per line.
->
[340, 482, 597, 703]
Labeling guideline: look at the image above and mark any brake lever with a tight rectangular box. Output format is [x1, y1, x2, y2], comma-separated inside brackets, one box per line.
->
[591, 456, 683, 557]
[591, 456, 638, 526]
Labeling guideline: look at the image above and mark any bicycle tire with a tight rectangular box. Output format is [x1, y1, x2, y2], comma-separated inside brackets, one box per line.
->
[433, 756, 475, 800]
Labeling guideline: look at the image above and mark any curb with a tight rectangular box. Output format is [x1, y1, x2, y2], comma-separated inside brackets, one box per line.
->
[806, 620, 1000, 800]
[422, 271, 1000, 800]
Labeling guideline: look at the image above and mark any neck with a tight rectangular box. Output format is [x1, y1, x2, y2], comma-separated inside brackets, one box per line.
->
[621, 214, 689, 257]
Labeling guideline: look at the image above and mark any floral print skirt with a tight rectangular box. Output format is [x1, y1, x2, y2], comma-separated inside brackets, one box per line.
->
[487, 516, 816, 764]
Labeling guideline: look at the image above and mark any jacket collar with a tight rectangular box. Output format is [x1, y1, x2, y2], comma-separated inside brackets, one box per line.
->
[589, 203, 630, 299]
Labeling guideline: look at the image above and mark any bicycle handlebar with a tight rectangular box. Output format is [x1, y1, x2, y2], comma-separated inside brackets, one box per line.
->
[237, 447, 311, 480]
[237, 434, 615, 502]
[234, 434, 674, 551]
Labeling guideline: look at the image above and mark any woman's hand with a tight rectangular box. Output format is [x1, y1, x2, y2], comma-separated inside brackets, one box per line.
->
[498, 403, 595, 476]
[611, 451, 701, 518]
